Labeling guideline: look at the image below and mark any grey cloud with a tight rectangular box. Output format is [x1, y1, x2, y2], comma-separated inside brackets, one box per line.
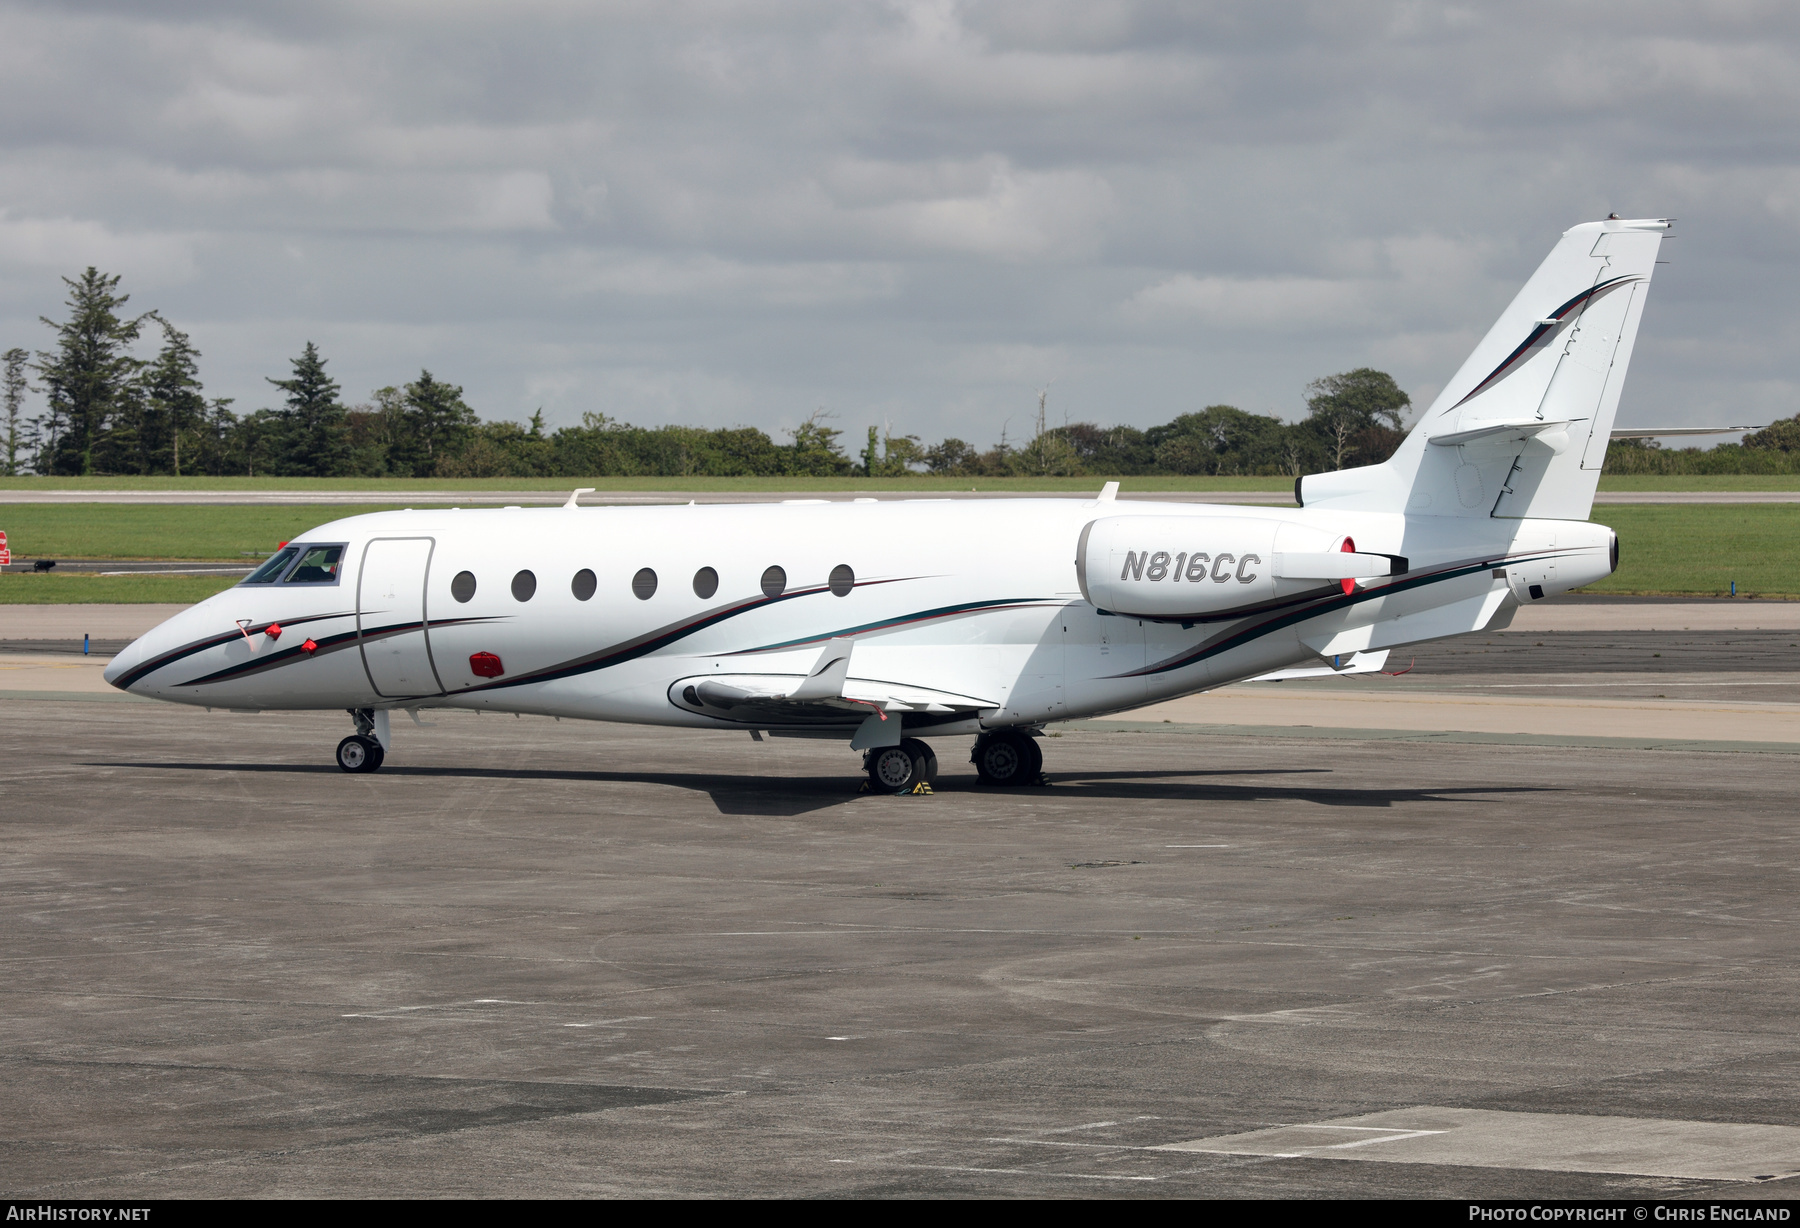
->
[0, 0, 1795, 442]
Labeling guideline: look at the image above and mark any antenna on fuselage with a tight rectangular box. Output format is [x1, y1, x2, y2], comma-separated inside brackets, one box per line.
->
[564, 488, 595, 508]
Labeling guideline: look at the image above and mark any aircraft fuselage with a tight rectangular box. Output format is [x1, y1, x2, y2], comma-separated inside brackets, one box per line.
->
[105, 497, 1613, 737]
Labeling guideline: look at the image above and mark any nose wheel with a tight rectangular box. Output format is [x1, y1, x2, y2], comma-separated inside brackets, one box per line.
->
[336, 734, 385, 773]
[864, 738, 938, 794]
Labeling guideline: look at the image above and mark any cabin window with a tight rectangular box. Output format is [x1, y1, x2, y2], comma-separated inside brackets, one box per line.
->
[282, 544, 344, 584]
[632, 568, 658, 600]
[693, 567, 718, 599]
[572, 569, 597, 601]
[241, 546, 300, 585]
[511, 570, 537, 601]
[760, 565, 786, 598]
[829, 564, 854, 596]
[451, 571, 477, 602]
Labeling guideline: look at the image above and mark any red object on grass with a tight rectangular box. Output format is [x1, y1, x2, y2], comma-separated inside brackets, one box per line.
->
[301, 638, 318, 654]
[469, 652, 504, 678]
[265, 623, 282, 639]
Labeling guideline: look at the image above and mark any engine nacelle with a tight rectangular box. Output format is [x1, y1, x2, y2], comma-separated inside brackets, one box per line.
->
[1076, 515, 1403, 620]
[1077, 515, 1278, 619]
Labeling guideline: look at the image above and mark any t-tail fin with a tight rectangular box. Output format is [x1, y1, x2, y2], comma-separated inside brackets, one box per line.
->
[1298, 216, 1670, 520]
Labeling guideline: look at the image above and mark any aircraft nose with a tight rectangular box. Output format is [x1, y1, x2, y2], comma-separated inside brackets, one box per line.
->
[103, 603, 212, 693]
[103, 636, 145, 691]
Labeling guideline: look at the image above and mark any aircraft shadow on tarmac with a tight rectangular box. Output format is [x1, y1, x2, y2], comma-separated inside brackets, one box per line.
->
[86, 760, 1551, 816]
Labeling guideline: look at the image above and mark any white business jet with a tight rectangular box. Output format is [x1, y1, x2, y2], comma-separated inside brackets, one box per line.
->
[107, 216, 1667, 792]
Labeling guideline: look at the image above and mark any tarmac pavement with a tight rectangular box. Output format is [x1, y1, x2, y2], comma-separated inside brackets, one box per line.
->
[5, 675, 1800, 1196]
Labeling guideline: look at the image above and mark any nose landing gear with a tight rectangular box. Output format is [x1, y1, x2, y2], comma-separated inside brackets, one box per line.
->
[336, 708, 387, 773]
[336, 734, 385, 773]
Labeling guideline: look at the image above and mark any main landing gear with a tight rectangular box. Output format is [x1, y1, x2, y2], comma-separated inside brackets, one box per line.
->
[864, 737, 938, 795]
[336, 708, 386, 774]
[971, 729, 1044, 787]
[861, 730, 1047, 793]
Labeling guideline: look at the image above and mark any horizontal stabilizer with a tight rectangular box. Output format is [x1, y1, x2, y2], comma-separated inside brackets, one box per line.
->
[1610, 426, 1763, 439]
[1428, 419, 1572, 447]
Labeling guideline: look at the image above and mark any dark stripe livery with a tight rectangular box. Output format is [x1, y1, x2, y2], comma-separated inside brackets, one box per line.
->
[115, 610, 355, 690]
[1117, 548, 1571, 678]
[1450, 275, 1641, 409]
[729, 596, 1063, 655]
[173, 616, 499, 687]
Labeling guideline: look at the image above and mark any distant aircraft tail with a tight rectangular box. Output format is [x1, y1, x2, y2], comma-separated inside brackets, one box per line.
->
[1297, 217, 1670, 520]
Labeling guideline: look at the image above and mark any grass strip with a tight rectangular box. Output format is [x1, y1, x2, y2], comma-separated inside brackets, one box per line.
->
[3, 473, 1799, 493]
[0, 500, 1794, 598]
[0, 504, 405, 559]
[0, 575, 240, 604]
[1588, 504, 1800, 596]
[0, 474, 1290, 494]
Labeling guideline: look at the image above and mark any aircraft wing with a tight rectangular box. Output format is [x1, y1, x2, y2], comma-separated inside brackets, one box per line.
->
[669, 638, 997, 727]
[1246, 650, 1391, 682]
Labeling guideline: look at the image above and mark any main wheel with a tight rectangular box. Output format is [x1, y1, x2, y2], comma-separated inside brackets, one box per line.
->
[898, 738, 937, 785]
[973, 730, 1035, 787]
[866, 743, 922, 794]
[336, 734, 384, 774]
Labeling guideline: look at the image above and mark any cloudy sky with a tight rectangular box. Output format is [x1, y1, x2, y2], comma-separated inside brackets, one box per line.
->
[1, 1, 1795, 445]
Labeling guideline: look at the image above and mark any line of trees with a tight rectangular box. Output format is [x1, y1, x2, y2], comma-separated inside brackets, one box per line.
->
[6, 267, 1797, 480]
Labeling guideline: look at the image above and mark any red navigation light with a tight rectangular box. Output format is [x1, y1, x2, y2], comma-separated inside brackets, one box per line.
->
[1340, 536, 1357, 596]
[277, 541, 288, 548]
[301, 638, 318, 654]
[265, 623, 283, 639]
[470, 652, 504, 678]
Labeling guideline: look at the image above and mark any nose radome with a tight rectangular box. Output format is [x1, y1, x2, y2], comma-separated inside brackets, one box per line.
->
[103, 636, 144, 690]
[104, 601, 213, 692]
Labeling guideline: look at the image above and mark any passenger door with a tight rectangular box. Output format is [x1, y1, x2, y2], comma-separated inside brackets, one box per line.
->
[358, 537, 444, 698]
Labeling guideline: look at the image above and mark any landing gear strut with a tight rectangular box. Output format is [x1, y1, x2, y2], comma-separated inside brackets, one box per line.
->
[864, 737, 938, 794]
[337, 708, 386, 774]
[972, 729, 1042, 787]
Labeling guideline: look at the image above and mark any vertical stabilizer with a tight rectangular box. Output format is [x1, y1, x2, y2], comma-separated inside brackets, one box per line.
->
[1298, 217, 1669, 520]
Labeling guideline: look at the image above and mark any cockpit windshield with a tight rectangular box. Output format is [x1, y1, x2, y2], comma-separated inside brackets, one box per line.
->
[241, 546, 300, 585]
[283, 544, 344, 584]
